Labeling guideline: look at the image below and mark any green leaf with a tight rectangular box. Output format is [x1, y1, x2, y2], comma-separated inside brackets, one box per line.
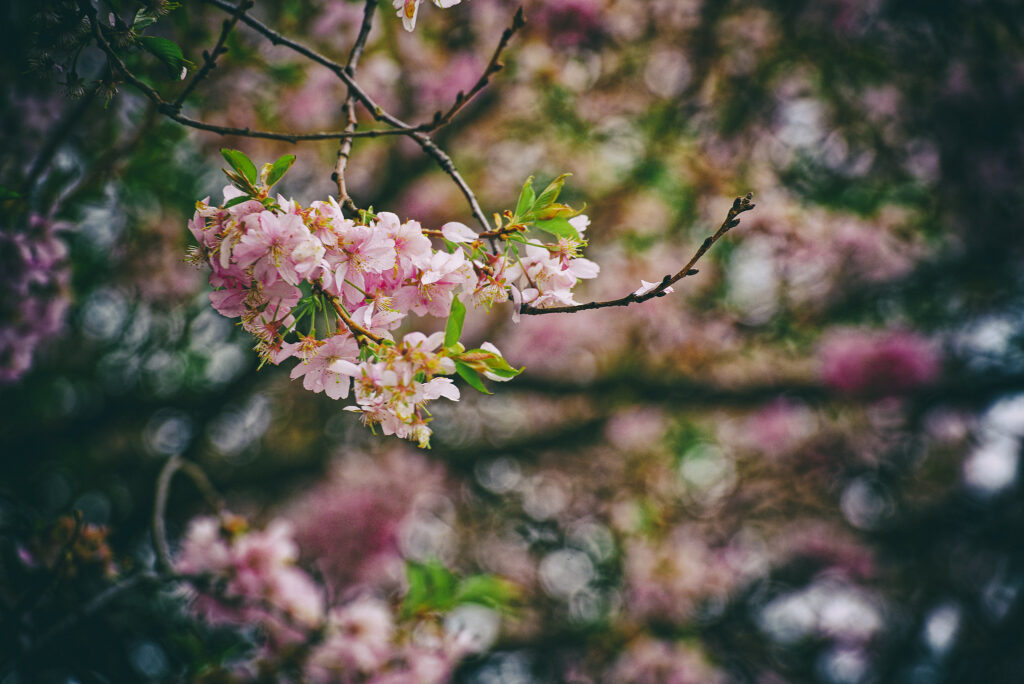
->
[266, 154, 296, 187]
[221, 149, 258, 186]
[514, 176, 535, 218]
[533, 173, 571, 211]
[138, 36, 187, 73]
[532, 203, 578, 221]
[444, 297, 467, 350]
[223, 195, 252, 208]
[533, 217, 580, 241]
[0, 185, 22, 200]
[455, 361, 491, 394]
[401, 560, 459, 618]
[455, 575, 520, 612]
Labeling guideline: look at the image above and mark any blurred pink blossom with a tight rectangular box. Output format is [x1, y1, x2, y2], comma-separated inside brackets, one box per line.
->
[820, 329, 940, 396]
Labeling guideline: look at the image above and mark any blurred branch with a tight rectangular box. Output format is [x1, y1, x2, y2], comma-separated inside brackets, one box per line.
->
[152, 455, 224, 574]
[173, 0, 253, 108]
[521, 193, 756, 315]
[20, 82, 100, 199]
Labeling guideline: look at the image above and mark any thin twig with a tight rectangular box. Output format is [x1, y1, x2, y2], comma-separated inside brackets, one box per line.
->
[423, 7, 526, 133]
[173, 0, 253, 108]
[333, 0, 377, 213]
[521, 193, 756, 315]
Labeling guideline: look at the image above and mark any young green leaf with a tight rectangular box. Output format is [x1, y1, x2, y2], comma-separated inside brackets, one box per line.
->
[534, 173, 571, 211]
[444, 297, 467, 350]
[266, 154, 296, 187]
[455, 361, 491, 394]
[138, 36, 188, 73]
[515, 176, 536, 218]
[534, 217, 580, 241]
[132, 8, 156, 29]
[221, 149, 258, 187]
[223, 195, 252, 208]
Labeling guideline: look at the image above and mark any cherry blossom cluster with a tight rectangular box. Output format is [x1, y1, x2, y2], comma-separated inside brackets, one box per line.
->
[187, 152, 599, 447]
[175, 513, 484, 683]
[0, 213, 71, 384]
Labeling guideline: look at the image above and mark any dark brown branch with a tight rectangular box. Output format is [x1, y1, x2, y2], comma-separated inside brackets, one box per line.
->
[521, 193, 756, 315]
[173, 0, 253, 108]
[88, 12, 391, 144]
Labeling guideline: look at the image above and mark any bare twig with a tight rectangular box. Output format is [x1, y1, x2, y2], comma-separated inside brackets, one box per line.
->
[173, 0, 253, 108]
[423, 7, 526, 133]
[333, 0, 378, 213]
[520, 193, 756, 315]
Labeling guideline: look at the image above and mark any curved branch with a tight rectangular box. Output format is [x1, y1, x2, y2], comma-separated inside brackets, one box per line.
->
[152, 455, 224, 575]
[520, 193, 755, 315]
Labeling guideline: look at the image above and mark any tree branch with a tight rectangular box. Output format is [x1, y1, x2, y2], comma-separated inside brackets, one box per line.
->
[203, 0, 413, 130]
[520, 193, 755, 315]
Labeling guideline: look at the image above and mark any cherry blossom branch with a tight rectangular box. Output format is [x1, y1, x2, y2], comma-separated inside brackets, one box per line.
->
[333, 0, 378, 213]
[520, 193, 756, 315]
[152, 455, 224, 574]
[172, 0, 253, 108]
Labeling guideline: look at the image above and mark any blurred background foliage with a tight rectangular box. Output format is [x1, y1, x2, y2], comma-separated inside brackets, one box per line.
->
[2, 0, 1024, 681]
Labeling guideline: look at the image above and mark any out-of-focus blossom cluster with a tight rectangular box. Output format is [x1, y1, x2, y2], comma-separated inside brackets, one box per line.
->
[187, 160, 598, 446]
[820, 329, 941, 396]
[284, 448, 451, 592]
[175, 512, 481, 682]
[0, 213, 71, 383]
